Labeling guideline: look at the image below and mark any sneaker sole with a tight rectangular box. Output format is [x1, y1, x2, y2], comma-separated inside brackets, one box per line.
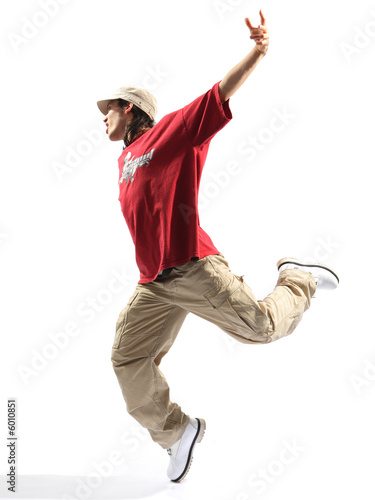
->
[277, 258, 340, 284]
[171, 418, 206, 483]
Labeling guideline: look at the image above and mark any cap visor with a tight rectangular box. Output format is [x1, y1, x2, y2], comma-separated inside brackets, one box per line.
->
[97, 99, 111, 115]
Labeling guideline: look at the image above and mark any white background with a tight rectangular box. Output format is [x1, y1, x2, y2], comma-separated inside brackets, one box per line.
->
[1, 0, 375, 499]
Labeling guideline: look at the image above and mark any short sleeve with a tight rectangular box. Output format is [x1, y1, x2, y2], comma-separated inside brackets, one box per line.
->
[181, 82, 232, 148]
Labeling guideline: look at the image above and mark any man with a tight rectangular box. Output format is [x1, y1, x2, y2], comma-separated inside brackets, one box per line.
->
[97, 11, 339, 483]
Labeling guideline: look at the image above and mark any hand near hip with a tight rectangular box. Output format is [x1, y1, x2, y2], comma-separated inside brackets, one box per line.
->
[245, 10, 269, 54]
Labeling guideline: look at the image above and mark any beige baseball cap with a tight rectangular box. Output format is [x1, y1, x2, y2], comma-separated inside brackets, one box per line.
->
[97, 86, 158, 120]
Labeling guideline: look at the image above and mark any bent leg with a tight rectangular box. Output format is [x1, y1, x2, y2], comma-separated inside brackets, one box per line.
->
[111, 284, 190, 449]
[173, 254, 316, 344]
[258, 268, 316, 342]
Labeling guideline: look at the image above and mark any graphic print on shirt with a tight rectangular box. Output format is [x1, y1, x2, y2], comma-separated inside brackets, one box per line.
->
[119, 148, 156, 185]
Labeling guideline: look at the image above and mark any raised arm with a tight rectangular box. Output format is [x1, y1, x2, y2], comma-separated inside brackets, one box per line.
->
[218, 10, 269, 103]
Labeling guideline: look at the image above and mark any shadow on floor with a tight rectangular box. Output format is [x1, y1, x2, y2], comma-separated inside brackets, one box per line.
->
[0, 475, 168, 499]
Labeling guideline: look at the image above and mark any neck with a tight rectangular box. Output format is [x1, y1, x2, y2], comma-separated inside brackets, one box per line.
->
[124, 124, 152, 148]
[133, 126, 151, 141]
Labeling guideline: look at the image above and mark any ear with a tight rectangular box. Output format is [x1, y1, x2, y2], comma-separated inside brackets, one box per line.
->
[124, 102, 133, 115]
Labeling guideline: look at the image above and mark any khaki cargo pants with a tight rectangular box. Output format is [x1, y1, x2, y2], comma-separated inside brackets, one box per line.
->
[111, 253, 316, 449]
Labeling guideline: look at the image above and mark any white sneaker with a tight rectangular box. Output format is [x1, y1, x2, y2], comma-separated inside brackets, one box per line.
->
[167, 417, 206, 482]
[277, 258, 339, 290]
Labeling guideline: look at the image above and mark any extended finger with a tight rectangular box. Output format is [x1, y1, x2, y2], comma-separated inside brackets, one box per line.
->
[259, 9, 267, 26]
[245, 17, 256, 30]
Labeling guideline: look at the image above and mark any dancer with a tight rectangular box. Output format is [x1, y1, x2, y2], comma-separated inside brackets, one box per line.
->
[97, 11, 339, 482]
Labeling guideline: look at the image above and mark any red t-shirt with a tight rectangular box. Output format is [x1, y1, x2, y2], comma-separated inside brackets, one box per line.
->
[117, 81, 232, 283]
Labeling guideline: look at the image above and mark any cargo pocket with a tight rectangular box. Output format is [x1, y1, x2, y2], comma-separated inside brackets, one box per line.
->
[204, 273, 243, 309]
[205, 273, 271, 343]
[226, 283, 271, 342]
[113, 291, 140, 349]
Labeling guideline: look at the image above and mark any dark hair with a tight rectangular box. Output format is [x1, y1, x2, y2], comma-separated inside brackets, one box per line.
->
[117, 99, 155, 147]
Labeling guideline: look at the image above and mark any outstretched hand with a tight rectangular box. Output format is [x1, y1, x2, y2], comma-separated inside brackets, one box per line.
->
[245, 10, 269, 54]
